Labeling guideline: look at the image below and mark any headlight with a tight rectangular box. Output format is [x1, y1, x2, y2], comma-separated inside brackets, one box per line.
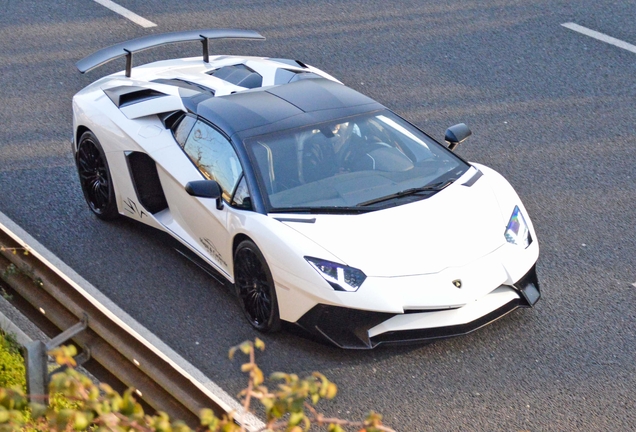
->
[504, 205, 532, 248]
[305, 257, 366, 292]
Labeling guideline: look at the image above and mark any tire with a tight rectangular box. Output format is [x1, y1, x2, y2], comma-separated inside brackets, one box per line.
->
[234, 239, 281, 332]
[76, 131, 119, 220]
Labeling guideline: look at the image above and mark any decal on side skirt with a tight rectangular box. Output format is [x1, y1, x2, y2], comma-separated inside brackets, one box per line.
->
[123, 197, 148, 219]
[200, 237, 228, 268]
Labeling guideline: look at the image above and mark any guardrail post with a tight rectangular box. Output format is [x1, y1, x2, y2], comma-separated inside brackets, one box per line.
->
[23, 340, 48, 404]
[22, 314, 88, 404]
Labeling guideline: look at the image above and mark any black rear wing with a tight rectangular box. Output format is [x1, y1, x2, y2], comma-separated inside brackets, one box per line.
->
[76, 29, 265, 77]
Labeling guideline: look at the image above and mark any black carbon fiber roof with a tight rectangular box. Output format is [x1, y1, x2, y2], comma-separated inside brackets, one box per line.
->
[195, 78, 381, 138]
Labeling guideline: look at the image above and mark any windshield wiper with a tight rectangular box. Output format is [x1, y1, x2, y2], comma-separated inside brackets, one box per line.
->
[270, 206, 372, 214]
[357, 179, 454, 207]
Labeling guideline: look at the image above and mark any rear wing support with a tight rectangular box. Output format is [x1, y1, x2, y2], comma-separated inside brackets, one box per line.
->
[76, 29, 265, 77]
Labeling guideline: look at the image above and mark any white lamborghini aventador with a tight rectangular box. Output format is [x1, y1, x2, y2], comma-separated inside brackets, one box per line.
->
[72, 29, 540, 348]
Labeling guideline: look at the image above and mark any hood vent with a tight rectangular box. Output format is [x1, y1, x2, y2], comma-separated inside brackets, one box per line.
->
[462, 169, 483, 187]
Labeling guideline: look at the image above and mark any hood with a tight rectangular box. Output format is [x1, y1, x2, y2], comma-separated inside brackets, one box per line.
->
[279, 171, 508, 277]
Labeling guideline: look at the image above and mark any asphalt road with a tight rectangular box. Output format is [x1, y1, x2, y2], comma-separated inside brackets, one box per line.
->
[1, 1, 635, 430]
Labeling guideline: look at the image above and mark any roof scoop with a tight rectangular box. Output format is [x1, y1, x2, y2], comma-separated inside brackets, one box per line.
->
[208, 64, 263, 89]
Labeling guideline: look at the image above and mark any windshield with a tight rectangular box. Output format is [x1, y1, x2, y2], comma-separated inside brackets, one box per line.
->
[245, 110, 470, 213]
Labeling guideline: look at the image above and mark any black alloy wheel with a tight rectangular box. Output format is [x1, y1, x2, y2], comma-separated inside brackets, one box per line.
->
[76, 131, 119, 220]
[234, 239, 281, 332]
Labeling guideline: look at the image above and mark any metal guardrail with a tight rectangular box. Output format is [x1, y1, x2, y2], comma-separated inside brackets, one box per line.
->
[0, 215, 261, 429]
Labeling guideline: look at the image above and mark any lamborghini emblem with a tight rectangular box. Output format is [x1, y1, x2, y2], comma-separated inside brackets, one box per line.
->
[452, 279, 462, 289]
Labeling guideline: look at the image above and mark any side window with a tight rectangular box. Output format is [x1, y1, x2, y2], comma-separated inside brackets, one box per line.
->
[183, 120, 243, 203]
[173, 114, 197, 147]
[231, 175, 253, 210]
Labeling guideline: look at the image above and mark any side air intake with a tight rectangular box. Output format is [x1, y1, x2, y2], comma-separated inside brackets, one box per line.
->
[126, 152, 169, 214]
[104, 86, 168, 108]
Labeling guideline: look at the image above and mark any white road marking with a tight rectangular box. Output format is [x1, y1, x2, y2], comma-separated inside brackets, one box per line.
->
[562, 22, 636, 54]
[93, 0, 157, 28]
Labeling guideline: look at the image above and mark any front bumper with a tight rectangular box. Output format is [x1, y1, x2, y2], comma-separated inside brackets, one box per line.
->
[295, 265, 540, 349]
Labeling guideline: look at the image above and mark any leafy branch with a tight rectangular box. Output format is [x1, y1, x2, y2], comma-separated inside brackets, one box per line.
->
[0, 246, 30, 256]
[0, 339, 394, 432]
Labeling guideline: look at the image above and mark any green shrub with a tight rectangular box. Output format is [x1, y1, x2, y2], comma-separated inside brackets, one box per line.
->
[0, 331, 25, 391]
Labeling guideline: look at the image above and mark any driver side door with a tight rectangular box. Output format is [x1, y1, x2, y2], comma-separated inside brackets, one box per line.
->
[165, 115, 244, 277]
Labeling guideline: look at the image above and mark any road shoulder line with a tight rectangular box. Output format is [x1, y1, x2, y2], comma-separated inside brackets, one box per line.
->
[562, 22, 636, 54]
[93, 0, 157, 28]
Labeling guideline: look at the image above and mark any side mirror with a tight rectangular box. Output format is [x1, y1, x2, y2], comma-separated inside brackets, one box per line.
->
[444, 123, 472, 151]
[185, 180, 224, 210]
